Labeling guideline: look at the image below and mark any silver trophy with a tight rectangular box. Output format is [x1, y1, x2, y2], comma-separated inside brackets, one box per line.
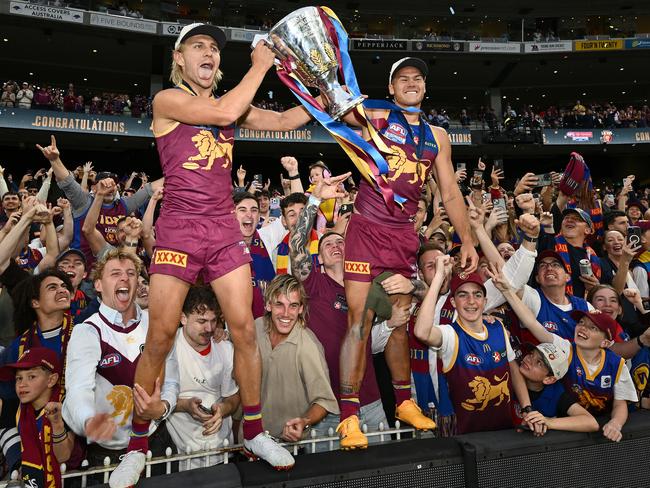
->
[266, 7, 363, 120]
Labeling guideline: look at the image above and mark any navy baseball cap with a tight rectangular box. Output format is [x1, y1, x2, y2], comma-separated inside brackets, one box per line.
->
[562, 207, 593, 229]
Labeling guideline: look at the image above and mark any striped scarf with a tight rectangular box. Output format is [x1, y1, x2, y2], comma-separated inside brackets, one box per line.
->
[553, 234, 601, 296]
[18, 314, 73, 397]
[17, 385, 63, 488]
[275, 230, 320, 275]
[69, 289, 87, 318]
[434, 293, 457, 437]
[249, 231, 275, 284]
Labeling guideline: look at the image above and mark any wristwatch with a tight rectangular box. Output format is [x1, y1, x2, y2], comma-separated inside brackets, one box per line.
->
[154, 400, 170, 423]
[520, 405, 532, 414]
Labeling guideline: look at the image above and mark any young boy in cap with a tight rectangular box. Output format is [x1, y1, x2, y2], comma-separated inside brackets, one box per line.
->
[491, 265, 638, 442]
[414, 255, 537, 435]
[517, 342, 598, 433]
[2, 347, 80, 488]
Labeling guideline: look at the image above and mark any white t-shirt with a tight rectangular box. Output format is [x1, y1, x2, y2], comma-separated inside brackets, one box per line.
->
[551, 335, 637, 402]
[166, 329, 238, 469]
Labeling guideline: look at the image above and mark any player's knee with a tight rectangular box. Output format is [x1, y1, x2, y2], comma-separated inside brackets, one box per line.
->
[144, 328, 176, 358]
[227, 317, 255, 345]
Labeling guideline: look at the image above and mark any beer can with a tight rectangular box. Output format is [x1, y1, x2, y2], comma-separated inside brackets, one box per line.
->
[579, 259, 593, 276]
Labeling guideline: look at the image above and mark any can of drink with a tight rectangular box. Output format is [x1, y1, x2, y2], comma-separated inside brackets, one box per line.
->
[579, 259, 593, 276]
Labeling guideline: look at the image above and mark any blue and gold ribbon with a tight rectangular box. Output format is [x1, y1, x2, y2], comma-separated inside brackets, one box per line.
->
[275, 6, 426, 209]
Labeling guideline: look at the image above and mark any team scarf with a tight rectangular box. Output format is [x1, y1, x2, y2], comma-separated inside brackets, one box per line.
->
[565, 159, 604, 239]
[18, 314, 73, 397]
[553, 234, 601, 296]
[17, 384, 63, 488]
[275, 230, 320, 275]
[434, 293, 458, 437]
[69, 289, 87, 318]
[249, 231, 276, 284]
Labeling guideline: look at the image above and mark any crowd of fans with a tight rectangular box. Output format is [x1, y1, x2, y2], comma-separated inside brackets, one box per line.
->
[5, 80, 647, 133]
[0, 135, 648, 485]
[419, 102, 650, 129]
[1, 80, 152, 118]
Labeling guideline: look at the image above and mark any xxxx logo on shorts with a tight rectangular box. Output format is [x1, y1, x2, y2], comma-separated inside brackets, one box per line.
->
[154, 249, 188, 268]
[344, 260, 370, 275]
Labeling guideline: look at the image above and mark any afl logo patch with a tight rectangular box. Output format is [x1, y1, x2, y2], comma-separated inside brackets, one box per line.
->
[465, 353, 483, 365]
[99, 353, 122, 368]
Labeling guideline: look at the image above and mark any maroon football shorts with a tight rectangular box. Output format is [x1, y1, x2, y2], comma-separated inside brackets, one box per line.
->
[344, 212, 419, 283]
[150, 214, 251, 284]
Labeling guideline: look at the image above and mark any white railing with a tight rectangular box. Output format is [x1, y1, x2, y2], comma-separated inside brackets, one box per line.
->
[0, 422, 417, 487]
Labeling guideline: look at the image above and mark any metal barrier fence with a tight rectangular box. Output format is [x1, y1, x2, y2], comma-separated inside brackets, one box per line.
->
[0, 422, 416, 487]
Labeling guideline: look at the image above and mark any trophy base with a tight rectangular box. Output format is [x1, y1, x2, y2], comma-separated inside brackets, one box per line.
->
[329, 95, 364, 121]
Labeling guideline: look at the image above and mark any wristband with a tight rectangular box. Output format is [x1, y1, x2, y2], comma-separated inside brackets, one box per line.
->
[53, 432, 68, 444]
[308, 195, 322, 207]
[637, 335, 646, 348]
[521, 235, 538, 243]
[286, 174, 301, 180]
[52, 429, 67, 440]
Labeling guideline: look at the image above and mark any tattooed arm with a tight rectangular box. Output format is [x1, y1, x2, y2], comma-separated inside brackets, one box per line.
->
[289, 197, 319, 282]
[289, 171, 351, 281]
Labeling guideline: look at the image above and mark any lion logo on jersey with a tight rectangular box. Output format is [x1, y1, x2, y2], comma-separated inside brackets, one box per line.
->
[182, 129, 233, 171]
[461, 372, 510, 411]
[572, 386, 608, 413]
[106, 385, 134, 426]
[385, 146, 431, 185]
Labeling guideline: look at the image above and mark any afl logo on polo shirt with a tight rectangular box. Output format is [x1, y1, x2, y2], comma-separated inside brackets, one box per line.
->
[465, 354, 483, 365]
[99, 353, 122, 368]
[385, 123, 406, 144]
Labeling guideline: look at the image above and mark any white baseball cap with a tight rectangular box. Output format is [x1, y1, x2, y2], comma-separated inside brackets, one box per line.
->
[388, 57, 428, 83]
[535, 342, 570, 380]
[175, 23, 227, 51]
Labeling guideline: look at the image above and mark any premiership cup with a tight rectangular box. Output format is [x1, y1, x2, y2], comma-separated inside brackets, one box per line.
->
[267, 6, 363, 120]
